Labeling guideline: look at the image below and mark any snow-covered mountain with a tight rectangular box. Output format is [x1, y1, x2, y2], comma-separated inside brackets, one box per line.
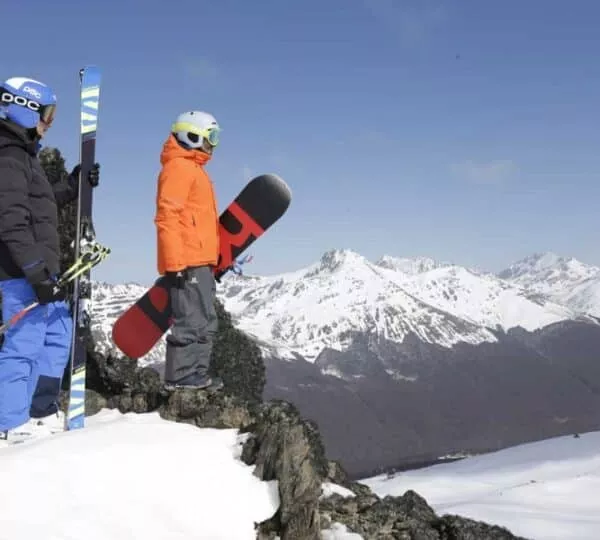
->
[217, 249, 585, 361]
[498, 252, 600, 317]
[91, 281, 158, 364]
[363, 429, 600, 540]
[219, 249, 500, 361]
[90, 249, 598, 366]
[374, 254, 448, 275]
[87, 249, 600, 477]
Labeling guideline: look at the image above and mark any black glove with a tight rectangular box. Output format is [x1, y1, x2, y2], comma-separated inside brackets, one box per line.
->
[32, 279, 66, 305]
[164, 269, 188, 289]
[69, 162, 100, 188]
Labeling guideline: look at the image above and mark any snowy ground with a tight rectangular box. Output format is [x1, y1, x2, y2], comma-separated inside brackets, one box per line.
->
[0, 410, 279, 540]
[0, 409, 360, 540]
[362, 431, 600, 540]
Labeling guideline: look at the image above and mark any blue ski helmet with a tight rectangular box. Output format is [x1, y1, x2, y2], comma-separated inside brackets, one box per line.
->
[0, 77, 57, 130]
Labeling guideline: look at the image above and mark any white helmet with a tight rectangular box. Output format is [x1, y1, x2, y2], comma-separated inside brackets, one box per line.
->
[171, 110, 221, 149]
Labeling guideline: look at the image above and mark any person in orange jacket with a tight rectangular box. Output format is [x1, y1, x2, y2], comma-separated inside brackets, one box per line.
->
[154, 110, 223, 390]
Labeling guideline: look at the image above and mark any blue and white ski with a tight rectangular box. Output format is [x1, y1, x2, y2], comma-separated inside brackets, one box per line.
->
[65, 65, 102, 431]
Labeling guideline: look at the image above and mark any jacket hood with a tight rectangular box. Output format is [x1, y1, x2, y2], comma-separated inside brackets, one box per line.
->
[160, 134, 211, 167]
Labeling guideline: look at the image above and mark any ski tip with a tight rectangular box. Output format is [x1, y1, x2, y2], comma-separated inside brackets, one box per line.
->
[79, 65, 102, 84]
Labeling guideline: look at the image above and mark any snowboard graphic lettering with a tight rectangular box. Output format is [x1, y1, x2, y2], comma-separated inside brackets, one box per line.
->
[111, 173, 291, 358]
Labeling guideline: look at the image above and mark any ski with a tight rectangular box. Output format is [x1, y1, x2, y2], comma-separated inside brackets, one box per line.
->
[64, 66, 102, 431]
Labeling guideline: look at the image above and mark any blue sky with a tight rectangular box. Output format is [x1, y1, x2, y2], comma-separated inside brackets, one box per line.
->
[5, 0, 600, 284]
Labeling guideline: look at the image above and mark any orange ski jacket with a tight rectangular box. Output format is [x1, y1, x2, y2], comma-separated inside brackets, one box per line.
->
[154, 134, 219, 275]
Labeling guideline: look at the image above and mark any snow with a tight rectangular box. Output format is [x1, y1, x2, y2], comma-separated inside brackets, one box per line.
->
[498, 252, 600, 317]
[397, 264, 574, 332]
[375, 254, 448, 275]
[361, 430, 600, 540]
[321, 522, 364, 539]
[0, 409, 280, 540]
[214, 249, 586, 361]
[320, 482, 356, 499]
[215, 249, 499, 361]
[89, 249, 600, 370]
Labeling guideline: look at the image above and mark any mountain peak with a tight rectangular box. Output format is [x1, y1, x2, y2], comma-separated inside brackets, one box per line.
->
[375, 255, 447, 275]
[498, 252, 598, 281]
[318, 248, 366, 272]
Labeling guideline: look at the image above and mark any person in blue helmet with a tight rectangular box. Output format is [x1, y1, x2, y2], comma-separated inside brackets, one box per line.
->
[0, 76, 100, 443]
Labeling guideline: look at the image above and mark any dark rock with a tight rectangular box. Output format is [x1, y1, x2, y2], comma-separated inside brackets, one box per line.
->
[160, 388, 255, 429]
[210, 300, 265, 404]
[326, 459, 350, 486]
[320, 485, 529, 540]
[242, 400, 327, 540]
[84, 389, 107, 416]
[435, 513, 530, 540]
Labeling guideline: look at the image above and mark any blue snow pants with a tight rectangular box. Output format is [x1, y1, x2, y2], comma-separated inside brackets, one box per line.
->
[0, 278, 73, 432]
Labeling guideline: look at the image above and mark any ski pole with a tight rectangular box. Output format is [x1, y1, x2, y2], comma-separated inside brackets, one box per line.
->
[0, 244, 110, 336]
[0, 258, 103, 336]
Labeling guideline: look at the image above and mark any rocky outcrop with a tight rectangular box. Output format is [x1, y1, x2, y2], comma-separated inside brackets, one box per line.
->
[319, 484, 527, 539]
[242, 400, 327, 540]
[84, 299, 265, 408]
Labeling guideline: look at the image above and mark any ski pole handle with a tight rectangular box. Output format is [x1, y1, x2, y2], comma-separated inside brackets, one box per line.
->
[0, 301, 40, 336]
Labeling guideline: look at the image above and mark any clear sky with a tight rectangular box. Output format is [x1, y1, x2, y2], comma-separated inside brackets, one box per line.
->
[4, 0, 600, 284]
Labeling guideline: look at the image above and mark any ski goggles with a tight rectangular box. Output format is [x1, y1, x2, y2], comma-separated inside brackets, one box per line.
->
[173, 121, 221, 147]
[199, 126, 220, 146]
[0, 88, 56, 125]
[39, 103, 57, 125]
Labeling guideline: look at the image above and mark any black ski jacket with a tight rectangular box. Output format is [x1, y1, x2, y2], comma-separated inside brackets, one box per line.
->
[0, 119, 76, 283]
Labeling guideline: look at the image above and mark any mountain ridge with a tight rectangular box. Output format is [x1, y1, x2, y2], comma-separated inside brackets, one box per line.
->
[89, 248, 600, 476]
[91, 248, 600, 371]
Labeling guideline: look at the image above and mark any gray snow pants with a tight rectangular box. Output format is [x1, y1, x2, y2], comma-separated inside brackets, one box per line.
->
[164, 265, 218, 385]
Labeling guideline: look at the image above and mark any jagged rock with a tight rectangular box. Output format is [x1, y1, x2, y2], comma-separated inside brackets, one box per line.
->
[241, 400, 327, 540]
[436, 513, 530, 540]
[160, 388, 255, 429]
[84, 389, 107, 415]
[86, 341, 139, 396]
[210, 299, 266, 404]
[319, 485, 529, 540]
[326, 459, 350, 486]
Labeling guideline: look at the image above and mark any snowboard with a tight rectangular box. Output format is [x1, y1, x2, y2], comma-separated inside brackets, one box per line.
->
[111, 173, 291, 358]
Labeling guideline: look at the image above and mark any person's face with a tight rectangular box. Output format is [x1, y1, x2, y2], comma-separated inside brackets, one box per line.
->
[36, 119, 51, 138]
[201, 137, 214, 155]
